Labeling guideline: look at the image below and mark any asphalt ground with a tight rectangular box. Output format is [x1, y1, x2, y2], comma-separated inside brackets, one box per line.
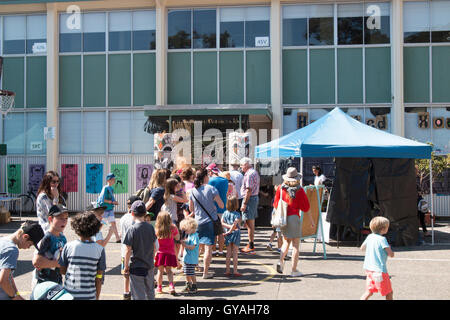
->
[1, 214, 450, 301]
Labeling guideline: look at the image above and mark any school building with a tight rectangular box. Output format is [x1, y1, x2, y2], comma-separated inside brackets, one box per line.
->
[0, 0, 448, 213]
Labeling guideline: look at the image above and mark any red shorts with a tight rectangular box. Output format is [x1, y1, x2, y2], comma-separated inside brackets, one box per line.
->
[365, 270, 392, 296]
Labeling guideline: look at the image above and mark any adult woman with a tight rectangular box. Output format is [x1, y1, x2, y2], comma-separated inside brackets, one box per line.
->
[145, 169, 167, 220]
[36, 171, 66, 232]
[273, 167, 312, 277]
[312, 165, 326, 186]
[189, 168, 224, 279]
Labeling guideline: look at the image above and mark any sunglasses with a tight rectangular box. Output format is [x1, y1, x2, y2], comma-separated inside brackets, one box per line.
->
[51, 179, 60, 184]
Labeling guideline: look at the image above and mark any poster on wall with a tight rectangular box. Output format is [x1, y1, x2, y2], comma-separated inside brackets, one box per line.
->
[228, 132, 251, 165]
[154, 133, 174, 170]
[111, 164, 128, 194]
[61, 164, 78, 193]
[7, 164, 21, 194]
[29, 164, 45, 193]
[136, 164, 153, 191]
[86, 164, 103, 194]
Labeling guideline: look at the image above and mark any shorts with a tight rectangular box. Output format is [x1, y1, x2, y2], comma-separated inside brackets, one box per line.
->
[183, 263, 197, 276]
[280, 215, 302, 239]
[103, 210, 116, 223]
[365, 270, 392, 296]
[242, 196, 259, 221]
[198, 221, 215, 245]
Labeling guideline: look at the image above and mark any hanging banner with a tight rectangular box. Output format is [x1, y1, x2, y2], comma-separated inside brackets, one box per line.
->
[154, 133, 174, 170]
[228, 132, 251, 165]
[136, 164, 153, 191]
[7, 164, 21, 194]
[86, 163, 103, 194]
[111, 164, 128, 194]
[29, 164, 45, 193]
[61, 164, 78, 193]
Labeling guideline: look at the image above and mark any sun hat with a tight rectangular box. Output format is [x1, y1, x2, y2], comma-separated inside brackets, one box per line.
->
[282, 167, 302, 182]
[106, 173, 115, 181]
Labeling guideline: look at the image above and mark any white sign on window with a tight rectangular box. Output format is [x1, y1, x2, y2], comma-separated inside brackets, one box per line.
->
[44, 127, 56, 140]
[30, 141, 43, 151]
[32, 42, 47, 54]
[255, 36, 269, 47]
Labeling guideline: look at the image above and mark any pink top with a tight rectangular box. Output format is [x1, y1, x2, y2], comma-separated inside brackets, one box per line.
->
[183, 181, 194, 193]
[157, 225, 178, 255]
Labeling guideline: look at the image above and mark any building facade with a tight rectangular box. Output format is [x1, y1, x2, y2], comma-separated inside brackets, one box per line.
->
[0, 0, 448, 213]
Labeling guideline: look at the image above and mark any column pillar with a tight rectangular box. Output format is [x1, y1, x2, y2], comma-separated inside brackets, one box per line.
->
[46, 3, 59, 171]
[270, 0, 282, 135]
[391, 0, 404, 136]
[156, 0, 167, 106]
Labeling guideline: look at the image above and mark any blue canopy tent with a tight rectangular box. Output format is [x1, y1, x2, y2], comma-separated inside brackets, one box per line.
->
[255, 107, 435, 245]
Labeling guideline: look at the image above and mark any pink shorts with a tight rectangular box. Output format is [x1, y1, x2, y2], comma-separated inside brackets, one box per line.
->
[365, 270, 392, 296]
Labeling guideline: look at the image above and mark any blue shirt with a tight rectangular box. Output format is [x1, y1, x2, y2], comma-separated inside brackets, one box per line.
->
[362, 233, 390, 273]
[183, 232, 200, 265]
[190, 185, 219, 225]
[35, 232, 67, 284]
[0, 238, 19, 300]
[97, 185, 116, 211]
[208, 176, 228, 214]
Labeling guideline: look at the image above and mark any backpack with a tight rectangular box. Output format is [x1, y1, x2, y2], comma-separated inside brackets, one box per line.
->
[418, 198, 429, 213]
[135, 186, 150, 204]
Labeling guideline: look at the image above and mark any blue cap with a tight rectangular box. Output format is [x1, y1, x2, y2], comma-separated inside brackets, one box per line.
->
[106, 173, 115, 181]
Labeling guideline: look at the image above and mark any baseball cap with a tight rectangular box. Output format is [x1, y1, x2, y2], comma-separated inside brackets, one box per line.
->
[130, 200, 147, 216]
[106, 173, 115, 181]
[86, 201, 107, 211]
[127, 195, 142, 206]
[206, 163, 221, 174]
[21, 221, 44, 248]
[48, 204, 69, 217]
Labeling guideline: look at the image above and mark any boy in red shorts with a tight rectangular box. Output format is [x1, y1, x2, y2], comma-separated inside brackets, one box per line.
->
[360, 216, 394, 300]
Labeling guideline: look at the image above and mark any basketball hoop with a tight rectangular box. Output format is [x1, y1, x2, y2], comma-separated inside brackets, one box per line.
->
[0, 89, 15, 118]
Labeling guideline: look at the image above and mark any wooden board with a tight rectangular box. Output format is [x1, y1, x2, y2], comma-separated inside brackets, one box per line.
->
[301, 186, 324, 237]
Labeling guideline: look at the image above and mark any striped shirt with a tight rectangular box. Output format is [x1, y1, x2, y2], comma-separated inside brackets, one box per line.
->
[58, 240, 106, 300]
[241, 168, 260, 197]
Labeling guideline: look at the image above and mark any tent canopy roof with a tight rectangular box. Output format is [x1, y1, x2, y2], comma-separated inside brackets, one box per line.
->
[255, 107, 432, 159]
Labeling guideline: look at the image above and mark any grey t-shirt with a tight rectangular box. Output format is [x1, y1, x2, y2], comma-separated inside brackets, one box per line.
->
[189, 185, 219, 226]
[0, 237, 19, 300]
[123, 221, 157, 270]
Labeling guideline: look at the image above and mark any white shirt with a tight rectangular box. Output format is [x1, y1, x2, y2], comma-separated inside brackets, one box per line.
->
[314, 174, 326, 186]
[229, 170, 244, 199]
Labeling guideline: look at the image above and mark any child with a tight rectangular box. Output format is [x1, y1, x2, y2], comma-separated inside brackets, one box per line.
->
[123, 200, 157, 300]
[32, 205, 68, 287]
[0, 221, 44, 300]
[179, 217, 199, 294]
[97, 173, 120, 242]
[88, 202, 113, 247]
[154, 210, 180, 295]
[58, 212, 106, 300]
[360, 216, 395, 300]
[118, 195, 140, 300]
[221, 196, 242, 277]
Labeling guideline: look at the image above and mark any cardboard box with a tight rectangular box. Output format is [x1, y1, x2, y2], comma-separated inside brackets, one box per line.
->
[0, 209, 10, 224]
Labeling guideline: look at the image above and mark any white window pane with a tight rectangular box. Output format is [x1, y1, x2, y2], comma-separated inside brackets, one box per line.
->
[404, 2, 429, 32]
[4, 113, 24, 154]
[365, 2, 390, 16]
[431, 1, 450, 31]
[109, 11, 131, 32]
[338, 4, 363, 18]
[60, 112, 81, 154]
[245, 7, 270, 21]
[4, 16, 26, 40]
[133, 10, 156, 31]
[60, 13, 81, 34]
[282, 5, 308, 19]
[109, 112, 131, 154]
[220, 7, 245, 22]
[27, 15, 46, 39]
[26, 112, 46, 154]
[83, 12, 106, 32]
[132, 111, 153, 154]
[83, 112, 105, 154]
[309, 4, 333, 18]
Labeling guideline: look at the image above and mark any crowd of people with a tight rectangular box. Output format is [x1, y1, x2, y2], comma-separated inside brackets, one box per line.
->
[0, 161, 396, 300]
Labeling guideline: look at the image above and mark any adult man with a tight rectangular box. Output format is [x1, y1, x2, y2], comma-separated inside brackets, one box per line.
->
[240, 157, 260, 253]
[229, 161, 244, 208]
[207, 163, 229, 257]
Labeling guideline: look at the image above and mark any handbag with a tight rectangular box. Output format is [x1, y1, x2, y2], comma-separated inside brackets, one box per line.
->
[271, 187, 288, 228]
[191, 191, 224, 236]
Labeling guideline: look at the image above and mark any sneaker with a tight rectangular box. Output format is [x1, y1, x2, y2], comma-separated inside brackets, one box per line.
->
[241, 245, 255, 253]
[266, 243, 273, 251]
[290, 270, 303, 277]
[202, 272, 214, 279]
[189, 284, 198, 294]
[181, 282, 191, 293]
[169, 284, 176, 295]
[123, 292, 131, 300]
[156, 286, 163, 294]
[219, 252, 226, 257]
[276, 260, 284, 274]
[213, 251, 218, 256]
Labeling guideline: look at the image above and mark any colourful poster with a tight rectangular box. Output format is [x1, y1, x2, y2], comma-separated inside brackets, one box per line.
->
[86, 163, 103, 194]
[7, 164, 21, 194]
[136, 164, 153, 191]
[111, 164, 128, 194]
[29, 164, 45, 193]
[154, 133, 174, 170]
[61, 164, 78, 193]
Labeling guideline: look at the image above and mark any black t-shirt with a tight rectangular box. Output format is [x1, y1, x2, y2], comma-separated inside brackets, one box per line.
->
[149, 187, 165, 219]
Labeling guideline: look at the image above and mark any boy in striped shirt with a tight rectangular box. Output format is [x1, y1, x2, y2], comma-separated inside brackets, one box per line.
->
[59, 212, 106, 300]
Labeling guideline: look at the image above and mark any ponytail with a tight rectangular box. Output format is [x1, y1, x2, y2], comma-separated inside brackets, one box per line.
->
[194, 168, 208, 189]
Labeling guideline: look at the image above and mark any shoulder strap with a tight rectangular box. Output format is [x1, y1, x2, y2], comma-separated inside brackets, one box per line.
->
[191, 189, 215, 222]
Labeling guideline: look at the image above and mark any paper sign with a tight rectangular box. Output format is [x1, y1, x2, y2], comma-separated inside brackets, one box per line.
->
[136, 164, 153, 191]
[61, 164, 78, 193]
[86, 164, 103, 194]
[111, 164, 128, 194]
[7, 164, 21, 194]
[255, 36, 269, 47]
[29, 164, 45, 193]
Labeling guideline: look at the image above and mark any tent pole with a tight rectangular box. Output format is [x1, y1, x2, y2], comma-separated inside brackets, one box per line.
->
[300, 157, 303, 186]
[430, 158, 434, 245]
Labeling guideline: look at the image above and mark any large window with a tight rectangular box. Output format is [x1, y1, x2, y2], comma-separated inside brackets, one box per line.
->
[3, 112, 46, 155]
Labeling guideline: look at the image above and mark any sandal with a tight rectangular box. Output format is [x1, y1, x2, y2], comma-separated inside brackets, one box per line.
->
[232, 272, 243, 277]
